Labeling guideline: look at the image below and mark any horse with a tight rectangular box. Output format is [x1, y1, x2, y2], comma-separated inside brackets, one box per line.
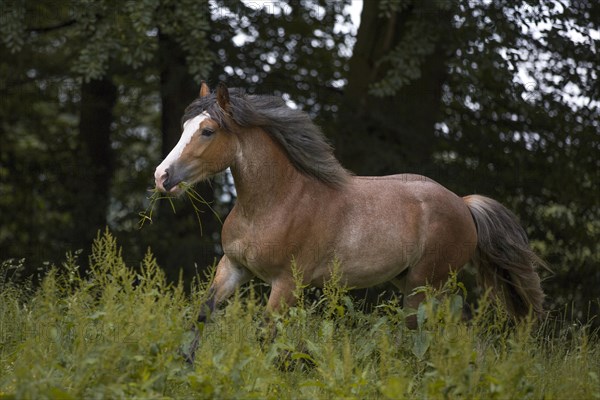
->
[153, 82, 546, 363]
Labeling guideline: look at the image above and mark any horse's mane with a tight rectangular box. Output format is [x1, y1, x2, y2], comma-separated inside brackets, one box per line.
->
[182, 88, 351, 187]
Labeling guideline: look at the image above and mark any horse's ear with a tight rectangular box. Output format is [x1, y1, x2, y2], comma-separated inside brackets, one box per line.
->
[216, 82, 230, 112]
[199, 81, 210, 97]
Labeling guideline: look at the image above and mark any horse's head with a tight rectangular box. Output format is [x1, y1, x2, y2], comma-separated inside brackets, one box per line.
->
[154, 82, 238, 195]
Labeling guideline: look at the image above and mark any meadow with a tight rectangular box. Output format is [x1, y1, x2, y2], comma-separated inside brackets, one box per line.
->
[1, 231, 598, 399]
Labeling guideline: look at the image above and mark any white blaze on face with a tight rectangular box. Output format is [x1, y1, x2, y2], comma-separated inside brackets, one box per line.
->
[154, 112, 209, 189]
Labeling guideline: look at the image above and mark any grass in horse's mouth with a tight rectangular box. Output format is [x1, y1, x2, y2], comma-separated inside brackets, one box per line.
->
[138, 182, 222, 235]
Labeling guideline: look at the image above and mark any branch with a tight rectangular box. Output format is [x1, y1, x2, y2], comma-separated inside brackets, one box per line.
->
[27, 19, 76, 33]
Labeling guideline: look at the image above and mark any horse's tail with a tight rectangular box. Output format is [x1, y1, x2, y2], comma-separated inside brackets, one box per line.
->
[463, 195, 546, 319]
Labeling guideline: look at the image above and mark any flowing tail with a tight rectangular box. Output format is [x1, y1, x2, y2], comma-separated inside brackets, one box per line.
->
[463, 195, 547, 319]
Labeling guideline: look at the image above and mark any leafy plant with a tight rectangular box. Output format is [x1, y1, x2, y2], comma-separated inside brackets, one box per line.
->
[0, 232, 598, 399]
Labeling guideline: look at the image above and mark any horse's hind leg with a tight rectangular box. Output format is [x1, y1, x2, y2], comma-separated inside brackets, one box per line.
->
[263, 277, 314, 370]
[265, 278, 298, 314]
[401, 259, 455, 329]
[183, 255, 252, 364]
[401, 238, 475, 328]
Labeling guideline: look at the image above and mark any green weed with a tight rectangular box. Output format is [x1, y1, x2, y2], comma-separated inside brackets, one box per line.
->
[0, 231, 598, 399]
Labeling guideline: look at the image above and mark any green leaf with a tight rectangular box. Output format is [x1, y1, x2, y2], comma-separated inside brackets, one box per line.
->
[412, 330, 430, 360]
[450, 295, 463, 318]
[417, 303, 427, 328]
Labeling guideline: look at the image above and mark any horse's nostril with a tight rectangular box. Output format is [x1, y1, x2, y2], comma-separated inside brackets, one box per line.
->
[161, 169, 171, 189]
[161, 167, 177, 192]
[154, 167, 171, 192]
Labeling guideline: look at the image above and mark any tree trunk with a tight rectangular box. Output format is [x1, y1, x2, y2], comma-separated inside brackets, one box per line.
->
[336, 0, 453, 177]
[73, 76, 117, 250]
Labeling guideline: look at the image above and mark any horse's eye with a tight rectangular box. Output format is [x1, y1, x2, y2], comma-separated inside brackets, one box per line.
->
[201, 128, 215, 137]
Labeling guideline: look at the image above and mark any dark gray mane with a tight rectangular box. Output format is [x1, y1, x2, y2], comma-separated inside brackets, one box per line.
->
[182, 88, 351, 187]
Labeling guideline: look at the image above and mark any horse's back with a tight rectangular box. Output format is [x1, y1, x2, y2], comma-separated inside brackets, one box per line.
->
[350, 173, 460, 208]
[350, 173, 475, 237]
[353, 173, 438, 184]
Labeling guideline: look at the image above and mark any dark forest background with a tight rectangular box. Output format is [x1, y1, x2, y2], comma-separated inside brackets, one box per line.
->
[1, 0, 598, 323]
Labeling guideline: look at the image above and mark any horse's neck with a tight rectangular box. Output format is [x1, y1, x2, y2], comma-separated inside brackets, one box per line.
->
[230, 128, 309, 216]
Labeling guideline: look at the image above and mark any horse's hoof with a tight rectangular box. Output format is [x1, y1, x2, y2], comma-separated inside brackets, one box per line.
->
[179, 347, 196, 366]
[180, 328, 200, 366]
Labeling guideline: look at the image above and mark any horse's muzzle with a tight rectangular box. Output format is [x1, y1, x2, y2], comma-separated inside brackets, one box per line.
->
[154, 166, 181, 193]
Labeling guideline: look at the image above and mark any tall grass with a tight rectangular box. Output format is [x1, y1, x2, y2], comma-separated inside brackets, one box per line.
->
[1, 230, 598, 399]
[138, 183, 222, 235]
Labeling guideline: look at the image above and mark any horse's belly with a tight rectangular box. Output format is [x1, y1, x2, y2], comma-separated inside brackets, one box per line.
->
[307, 237, 419, 289]
[314, 215, 421, 287]
[339, 261, 410, 289]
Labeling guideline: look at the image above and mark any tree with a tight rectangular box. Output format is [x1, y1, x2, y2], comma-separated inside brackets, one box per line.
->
[0, 0, 214, 275]
[336, 0, 454, 175]
[208, 0, 352, 117]
[72, 77, 117, 251]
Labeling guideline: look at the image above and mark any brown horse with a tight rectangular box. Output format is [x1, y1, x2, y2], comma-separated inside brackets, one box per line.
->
[154, 82, 546, 362]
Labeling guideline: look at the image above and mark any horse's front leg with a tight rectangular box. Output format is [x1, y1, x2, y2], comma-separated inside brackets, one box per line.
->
[183, 255, 252, 364]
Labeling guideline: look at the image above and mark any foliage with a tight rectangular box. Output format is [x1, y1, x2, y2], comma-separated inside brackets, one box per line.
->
[208, 0, 353, 118]
[1, 0, 212, 81]
[1, 232, 598, 399]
